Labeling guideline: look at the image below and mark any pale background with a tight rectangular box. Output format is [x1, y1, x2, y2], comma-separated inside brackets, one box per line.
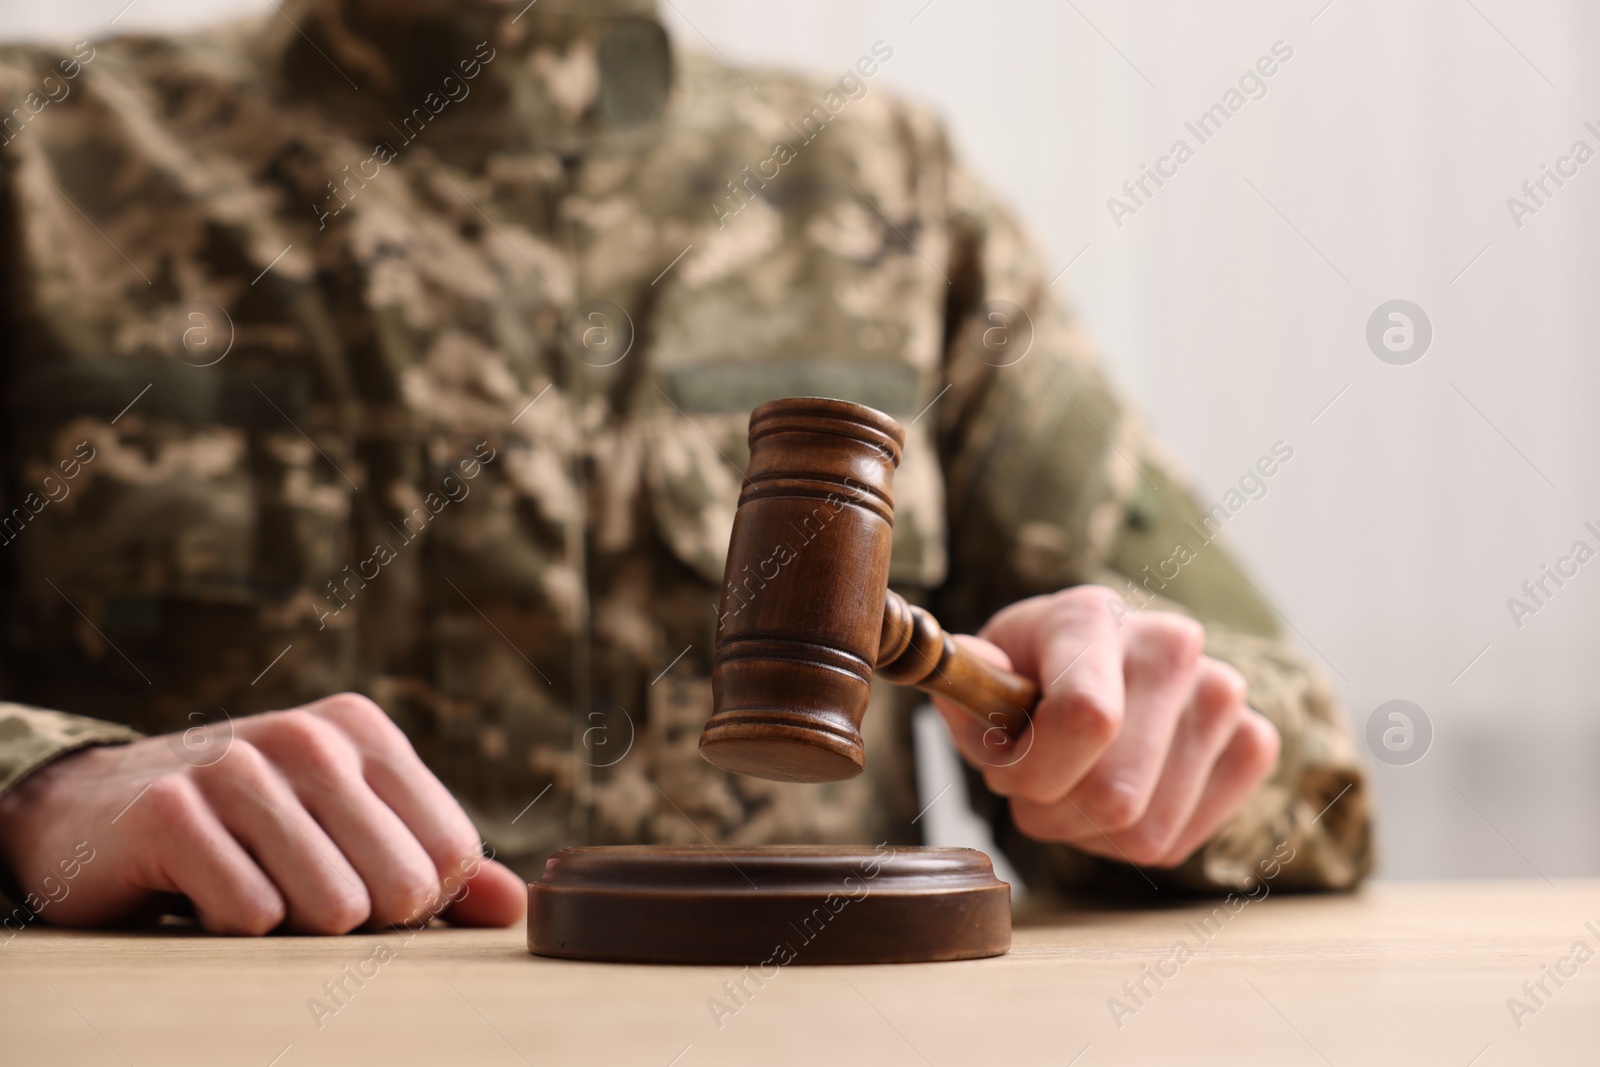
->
[5, 0, 1595, 882]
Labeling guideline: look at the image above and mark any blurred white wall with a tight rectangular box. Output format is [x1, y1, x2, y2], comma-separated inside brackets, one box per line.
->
[7, 0, 1597, 881]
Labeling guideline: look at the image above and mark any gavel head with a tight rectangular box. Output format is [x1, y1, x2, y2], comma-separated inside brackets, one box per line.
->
[699, 397, 905, 784]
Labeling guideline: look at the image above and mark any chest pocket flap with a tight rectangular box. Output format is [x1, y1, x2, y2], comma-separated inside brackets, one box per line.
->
[644, 367, 948, 591]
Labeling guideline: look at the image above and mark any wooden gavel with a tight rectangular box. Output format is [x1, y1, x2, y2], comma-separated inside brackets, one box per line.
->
[699, 396, 1042, 784]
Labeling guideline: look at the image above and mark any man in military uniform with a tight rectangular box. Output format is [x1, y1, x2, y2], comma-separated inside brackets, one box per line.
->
[0, 0, 1369, 936]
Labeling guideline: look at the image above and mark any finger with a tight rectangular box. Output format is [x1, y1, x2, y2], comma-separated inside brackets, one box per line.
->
[245, 715, 442, 930]
[976, 588, 1129, 803]
[931, 635, 1023, 764]
[439, 858, 528, 929]
[1154, 709, 1280, 867]
[307, 695, 488, 884]
[193, 740, 371, 935]
[1094, 659, 1247, 865]
[1006, 653, 1235, 850]
[361, 748, 485, 883]
[1062, 613, 1205, 831]
[132, 775, 287, 936]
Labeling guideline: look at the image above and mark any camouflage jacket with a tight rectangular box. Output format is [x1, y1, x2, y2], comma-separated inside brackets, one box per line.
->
[0, 0, 1370, 899]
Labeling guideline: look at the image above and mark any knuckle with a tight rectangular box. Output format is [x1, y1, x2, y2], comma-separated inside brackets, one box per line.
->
[143, 773, 204, 827]
[440, 850, 485, 899]
[1116, 838, 1168, 868]
[378, 870, 445, 928]
[199, 737, 267, 780]
[305, 886, 372, 936]
[1010, 799, 1066, 843]
[1192, 668, 1247, 736]
[441, 834, 485, 874]
[320, 692, 385, 725]
[1139, 848, 1186, 870]
[1060, 689, 1121, 747]
[190, 739, 282, 803]
[332, 884, 375, 929]
[1138, 613, 1205, 673]
[1052, 585, 1114, 626]
[1155, 841, 1200, 869]
[266, 708, 333, 747]
[317, 693, 410, 752]
[1236, 712, 1282, 774]
[260, 710, 354, 776]
[1193, 697, 1241, 740]
[1115, 822, 1181, 868]
[229, 896, 287, 937]
[1006, 772, 1065, 807]
[1204, 660, 1249, 708]
[1080, 776, 1149, 832]
[980, 765, 1017, 799]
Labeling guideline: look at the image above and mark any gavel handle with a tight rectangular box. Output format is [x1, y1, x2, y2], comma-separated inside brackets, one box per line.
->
[876, 591, 1040, 739]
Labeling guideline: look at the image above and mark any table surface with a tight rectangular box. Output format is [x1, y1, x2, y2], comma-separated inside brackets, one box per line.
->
[2, 879, 1596, 1067]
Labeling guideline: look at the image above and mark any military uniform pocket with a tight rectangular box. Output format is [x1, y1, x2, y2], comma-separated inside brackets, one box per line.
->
[641, 390, 948, 591]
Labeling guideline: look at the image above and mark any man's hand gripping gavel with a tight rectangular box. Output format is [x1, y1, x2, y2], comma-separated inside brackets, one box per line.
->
[700, 397, 1279, 869]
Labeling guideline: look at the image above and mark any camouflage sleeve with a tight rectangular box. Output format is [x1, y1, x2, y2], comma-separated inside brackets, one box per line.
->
[0, 705, 141, 910]
[930, 156, 1372, 895]
[0, 704, 142, 805]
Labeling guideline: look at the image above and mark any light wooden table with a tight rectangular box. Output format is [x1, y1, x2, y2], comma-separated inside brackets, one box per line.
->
[2, 880, 1595, 1067]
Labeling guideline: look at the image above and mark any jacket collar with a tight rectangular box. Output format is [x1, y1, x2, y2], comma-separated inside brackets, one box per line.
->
[262, 0, 672, 159]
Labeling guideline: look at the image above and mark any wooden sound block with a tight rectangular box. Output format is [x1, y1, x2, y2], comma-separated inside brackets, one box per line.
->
[528, 845, 1011, 965]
